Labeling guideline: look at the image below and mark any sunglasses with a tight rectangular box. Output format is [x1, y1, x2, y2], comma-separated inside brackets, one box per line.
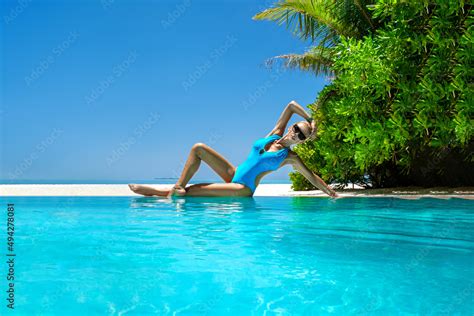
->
[292, 124, 307, 141]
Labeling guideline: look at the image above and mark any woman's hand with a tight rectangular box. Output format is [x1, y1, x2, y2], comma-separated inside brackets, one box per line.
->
[328, 190, 339, 198]
[308, 119, 318, 140]
[167, 184, 186, 198]
[325, 186, 339, 198]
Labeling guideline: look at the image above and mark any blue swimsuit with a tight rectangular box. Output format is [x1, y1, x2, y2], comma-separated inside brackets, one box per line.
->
[231, 134, 289, 194]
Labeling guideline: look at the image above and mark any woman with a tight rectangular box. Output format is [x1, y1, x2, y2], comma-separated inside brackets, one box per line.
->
[129, 100, 338, 198]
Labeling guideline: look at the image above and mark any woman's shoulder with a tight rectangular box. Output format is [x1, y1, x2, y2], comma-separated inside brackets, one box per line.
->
[261, 134, 281, 143]
[253, 134, 279, 146]
[266, 133, 281, 139]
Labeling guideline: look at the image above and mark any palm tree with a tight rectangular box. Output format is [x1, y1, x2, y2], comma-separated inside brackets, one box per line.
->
[253, 0, 376, 76]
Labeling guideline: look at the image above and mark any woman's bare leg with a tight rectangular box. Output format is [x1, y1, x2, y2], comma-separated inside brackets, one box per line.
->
[128, 184, 170, 196]
[184, 183, 252, 197]
[129, 143, 237, 197]
[128, 183, 252, 197]
[175, 143, 236, 187]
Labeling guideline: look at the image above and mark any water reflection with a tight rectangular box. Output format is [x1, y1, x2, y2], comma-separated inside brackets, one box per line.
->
[130, 196, 258, 214]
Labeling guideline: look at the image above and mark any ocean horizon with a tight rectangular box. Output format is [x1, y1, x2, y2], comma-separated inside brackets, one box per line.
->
[0, 179, 293, 185]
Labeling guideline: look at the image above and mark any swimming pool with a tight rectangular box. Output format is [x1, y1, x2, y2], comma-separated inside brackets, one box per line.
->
[3, 196, 473, 315]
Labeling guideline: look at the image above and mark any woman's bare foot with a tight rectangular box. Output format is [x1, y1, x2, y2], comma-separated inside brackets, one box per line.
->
[166, 184, 187, 198]
[128, 184, 162, 196]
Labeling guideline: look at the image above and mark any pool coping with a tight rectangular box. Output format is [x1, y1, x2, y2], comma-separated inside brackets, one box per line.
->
[1, 184, 473, 199]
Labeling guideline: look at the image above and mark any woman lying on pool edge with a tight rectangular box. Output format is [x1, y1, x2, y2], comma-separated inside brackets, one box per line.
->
[129, 100, 338, 198]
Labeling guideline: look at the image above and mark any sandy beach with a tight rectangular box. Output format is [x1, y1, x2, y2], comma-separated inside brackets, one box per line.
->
[1, 184, 473, 199]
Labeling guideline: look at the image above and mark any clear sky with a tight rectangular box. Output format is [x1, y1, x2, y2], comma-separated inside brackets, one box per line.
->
[0, 0, 329, 183]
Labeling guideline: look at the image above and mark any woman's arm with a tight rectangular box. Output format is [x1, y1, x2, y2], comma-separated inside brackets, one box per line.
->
[265, 100, 312, 138]
[291, 155, 338, 197]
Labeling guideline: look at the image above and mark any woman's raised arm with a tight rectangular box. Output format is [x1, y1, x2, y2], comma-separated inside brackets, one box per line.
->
[291, 155, 338, 197]
[265, 100, 312, 138]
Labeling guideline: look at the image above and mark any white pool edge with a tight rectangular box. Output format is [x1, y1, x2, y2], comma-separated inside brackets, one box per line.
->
[1, 184, 473, 199]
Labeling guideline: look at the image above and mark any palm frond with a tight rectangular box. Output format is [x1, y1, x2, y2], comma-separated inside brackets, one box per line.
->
[254, 0, 377, 76]
[265, 46, 335, 76]
[253, 0, 350, 46]
[254, 0, 376, 45]
[331, 0, 375, 36]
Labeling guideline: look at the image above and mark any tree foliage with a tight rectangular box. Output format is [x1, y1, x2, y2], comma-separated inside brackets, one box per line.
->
[257, 0, 473, 188]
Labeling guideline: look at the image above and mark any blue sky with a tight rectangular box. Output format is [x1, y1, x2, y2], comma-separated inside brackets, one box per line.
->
[0, 0, 329, 183]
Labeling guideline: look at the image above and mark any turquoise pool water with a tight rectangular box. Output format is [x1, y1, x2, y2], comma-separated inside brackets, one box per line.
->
[3, 197, 473, 315]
